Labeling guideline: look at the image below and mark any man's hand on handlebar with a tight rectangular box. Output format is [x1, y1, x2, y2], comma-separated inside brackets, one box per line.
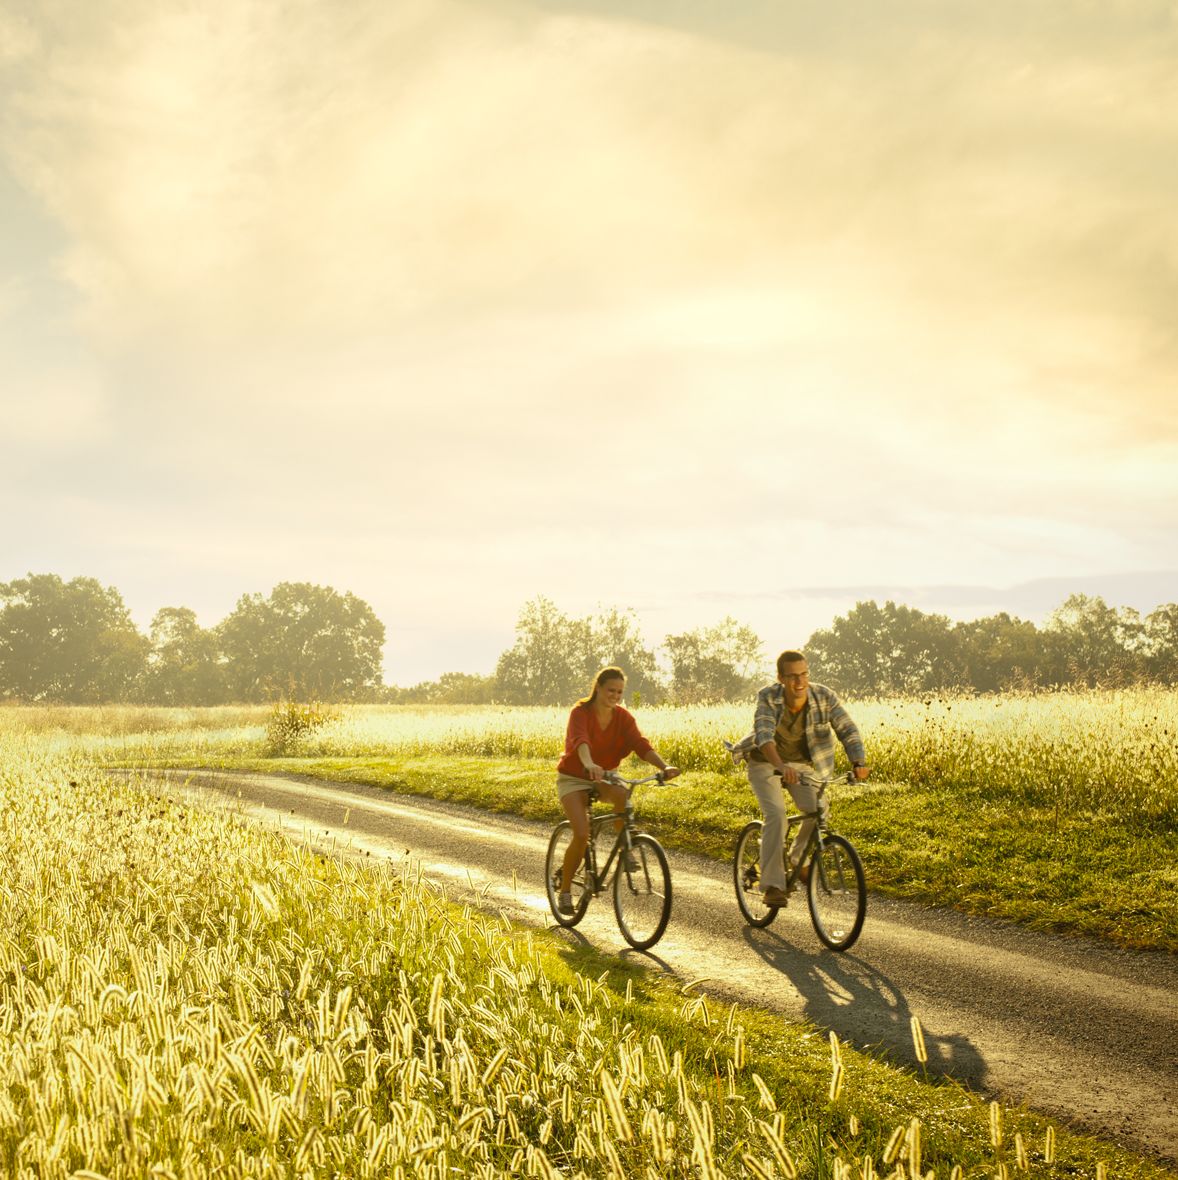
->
[773, 765, 801, 785]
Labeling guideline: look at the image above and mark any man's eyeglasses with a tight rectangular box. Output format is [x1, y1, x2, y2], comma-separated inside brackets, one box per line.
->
[782, 671, 809, 682]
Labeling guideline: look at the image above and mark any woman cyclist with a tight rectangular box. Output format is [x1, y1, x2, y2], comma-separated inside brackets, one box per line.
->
[554, 666, 680, 914]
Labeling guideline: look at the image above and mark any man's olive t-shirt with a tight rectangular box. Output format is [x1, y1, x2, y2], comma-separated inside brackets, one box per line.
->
[749, 702, 810, 764]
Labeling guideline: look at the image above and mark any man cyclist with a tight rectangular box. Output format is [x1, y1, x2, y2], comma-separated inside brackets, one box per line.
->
[728, 650, 869, 908]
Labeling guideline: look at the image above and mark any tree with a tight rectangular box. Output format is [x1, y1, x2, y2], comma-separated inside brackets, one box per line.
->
[1044, 594, 1144, 687]
[587, 606, 664, 704]
[388, 672, 496, 704]
[805, 601, 960, 695]
[1142, 603, 1178, 685]
[0, 573, 148, 703]
[663, 617, 764, 703]
[218, 582, 385, 701]
[493, 599, 667, 705]
[144, 607, 228, 705]
[494, 598, 594, 705]
[952, 612, 1057, 692]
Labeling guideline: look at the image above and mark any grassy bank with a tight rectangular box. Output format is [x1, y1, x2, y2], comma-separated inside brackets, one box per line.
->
[0, 736, 1166, 1179]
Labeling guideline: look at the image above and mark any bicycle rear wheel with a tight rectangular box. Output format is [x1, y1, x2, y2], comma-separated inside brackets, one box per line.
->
[612, 834, 671, 950]
[734, 821, 778, 928]
[545, 821, 591, 927]
[806, 833, 866, 951]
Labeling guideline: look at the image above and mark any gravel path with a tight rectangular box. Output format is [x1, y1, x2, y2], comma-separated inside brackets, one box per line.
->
[115, 768, 1178, 1163]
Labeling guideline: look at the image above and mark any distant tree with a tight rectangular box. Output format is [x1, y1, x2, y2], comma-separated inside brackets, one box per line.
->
[388, 672, 497, 705]
[144, 607, 227, 705]
[494, 598, 593, 705]
[1044, 593, 1144, 687]
[952, 612, 1057, 692]
[1143, 603, 1178, 684]
[588, 606, 665, 704]
[218, 582, 385, 701]
[805, 601, 960, 695]
[663, 617, 763, 703]
[0, 573, 148, 703]
[493, 599, 667, 705]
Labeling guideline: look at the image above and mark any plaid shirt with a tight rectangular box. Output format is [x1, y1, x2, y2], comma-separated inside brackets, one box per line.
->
[726, 682, 865, 780]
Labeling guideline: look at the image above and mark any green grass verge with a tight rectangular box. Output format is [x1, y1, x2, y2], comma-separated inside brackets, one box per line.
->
[142, 752, 1178, 952]
[6, 740, 1171, 1179]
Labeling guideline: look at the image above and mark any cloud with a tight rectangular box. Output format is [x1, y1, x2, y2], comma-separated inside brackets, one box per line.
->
[1, 0, 1175, 681]
[699, 569, 1178, 619]
[3, 0, 1175, 400]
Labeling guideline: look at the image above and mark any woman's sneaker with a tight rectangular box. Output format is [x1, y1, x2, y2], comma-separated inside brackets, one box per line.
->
[557, 891, 575, 915]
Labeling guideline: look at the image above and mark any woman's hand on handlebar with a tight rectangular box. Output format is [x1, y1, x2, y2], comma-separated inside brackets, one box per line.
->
[660, 765, 682, 782]
[585, 762, 605, 782]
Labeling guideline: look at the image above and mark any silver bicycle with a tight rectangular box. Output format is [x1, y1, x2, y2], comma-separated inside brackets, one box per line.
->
[544, 771, 673, 950]
[734, 771, 866, 951]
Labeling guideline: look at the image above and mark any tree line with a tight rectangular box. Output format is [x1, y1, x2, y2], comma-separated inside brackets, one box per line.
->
[393, 592, 1178, 703]
[805, 595, 1178, 695]
[1, 573, 1175, 705]
[390, 598, 765, 706]
[0, 575, 384, 704]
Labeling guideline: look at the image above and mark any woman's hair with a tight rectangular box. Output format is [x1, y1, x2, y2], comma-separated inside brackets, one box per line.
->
[577, 666, 626, 707]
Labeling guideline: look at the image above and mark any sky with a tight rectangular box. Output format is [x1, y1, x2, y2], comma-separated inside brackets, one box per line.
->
[2, 0, 1176, 685]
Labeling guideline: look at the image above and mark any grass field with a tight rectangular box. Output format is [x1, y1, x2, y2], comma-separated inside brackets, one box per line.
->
[16, 688, 1173, 950]
[0, 732, 1167, 1179]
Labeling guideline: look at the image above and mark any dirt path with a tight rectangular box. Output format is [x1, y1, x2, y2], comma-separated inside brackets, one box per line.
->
[116, 768, 1178, 1163]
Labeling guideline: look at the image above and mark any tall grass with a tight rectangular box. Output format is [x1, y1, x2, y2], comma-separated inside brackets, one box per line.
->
[0, 735, 1140, 1179]
[18, 689, 1175, 823]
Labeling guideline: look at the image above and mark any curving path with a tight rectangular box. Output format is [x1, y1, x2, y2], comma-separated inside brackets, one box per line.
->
[112, 768, 1178, 1163]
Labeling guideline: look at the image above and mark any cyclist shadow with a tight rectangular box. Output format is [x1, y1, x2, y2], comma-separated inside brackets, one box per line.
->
[741, 926, 987, 1087]
[549, 926, 675, 973]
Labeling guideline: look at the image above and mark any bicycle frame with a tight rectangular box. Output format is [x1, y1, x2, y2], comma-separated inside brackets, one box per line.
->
[546, 769, 674, 950]
[580, 772, 660, 894]
[733, 768, 865, 947]
[781, 784, 830, 881]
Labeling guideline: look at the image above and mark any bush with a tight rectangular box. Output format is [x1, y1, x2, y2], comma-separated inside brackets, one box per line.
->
[263, 700, 338, 755]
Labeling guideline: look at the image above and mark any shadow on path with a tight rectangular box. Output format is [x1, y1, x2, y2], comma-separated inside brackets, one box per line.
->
[741, 924, 988, 1087]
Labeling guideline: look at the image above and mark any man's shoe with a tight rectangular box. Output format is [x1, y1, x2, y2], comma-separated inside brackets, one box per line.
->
[762, 886, 790, 908]
[557, 891, 575, 915]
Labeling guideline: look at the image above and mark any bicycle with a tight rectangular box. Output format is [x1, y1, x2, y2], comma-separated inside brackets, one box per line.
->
[544, 771, 673, 951]
[733, 770, 866, 951]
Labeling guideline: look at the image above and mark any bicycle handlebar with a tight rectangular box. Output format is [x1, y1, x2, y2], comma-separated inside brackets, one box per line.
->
[601, 770, 669, 788]
[772, 769, 855, 785]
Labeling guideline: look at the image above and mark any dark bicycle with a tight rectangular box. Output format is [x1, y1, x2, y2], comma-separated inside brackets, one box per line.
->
[544, 771, 673, 950]
[734, 771, 866, 951]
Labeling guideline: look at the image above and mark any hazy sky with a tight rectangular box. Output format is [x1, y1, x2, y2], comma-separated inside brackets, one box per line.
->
[2, 0, 1176, 683]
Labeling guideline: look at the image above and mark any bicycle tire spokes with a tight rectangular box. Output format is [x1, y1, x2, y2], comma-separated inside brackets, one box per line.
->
[806, 834, 866, 951]
[612, 834, 672, 950]
[733, 821, 778, 928]
[544, 821, 591, 927]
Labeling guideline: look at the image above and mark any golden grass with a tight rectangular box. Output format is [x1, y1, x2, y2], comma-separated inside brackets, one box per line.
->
[14, 688, 1174, 820]
[0, 733, 1140, 1179]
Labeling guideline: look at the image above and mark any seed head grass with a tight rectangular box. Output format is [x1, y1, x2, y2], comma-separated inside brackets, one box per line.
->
[0, 733, 1166, 1178]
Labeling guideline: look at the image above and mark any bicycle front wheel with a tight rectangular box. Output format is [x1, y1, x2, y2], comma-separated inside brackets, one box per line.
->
[545, 821, 591, 928]
[734, 821, 778, 928]
[806, 833, 866, 951]
[612, 834, 672, 950]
